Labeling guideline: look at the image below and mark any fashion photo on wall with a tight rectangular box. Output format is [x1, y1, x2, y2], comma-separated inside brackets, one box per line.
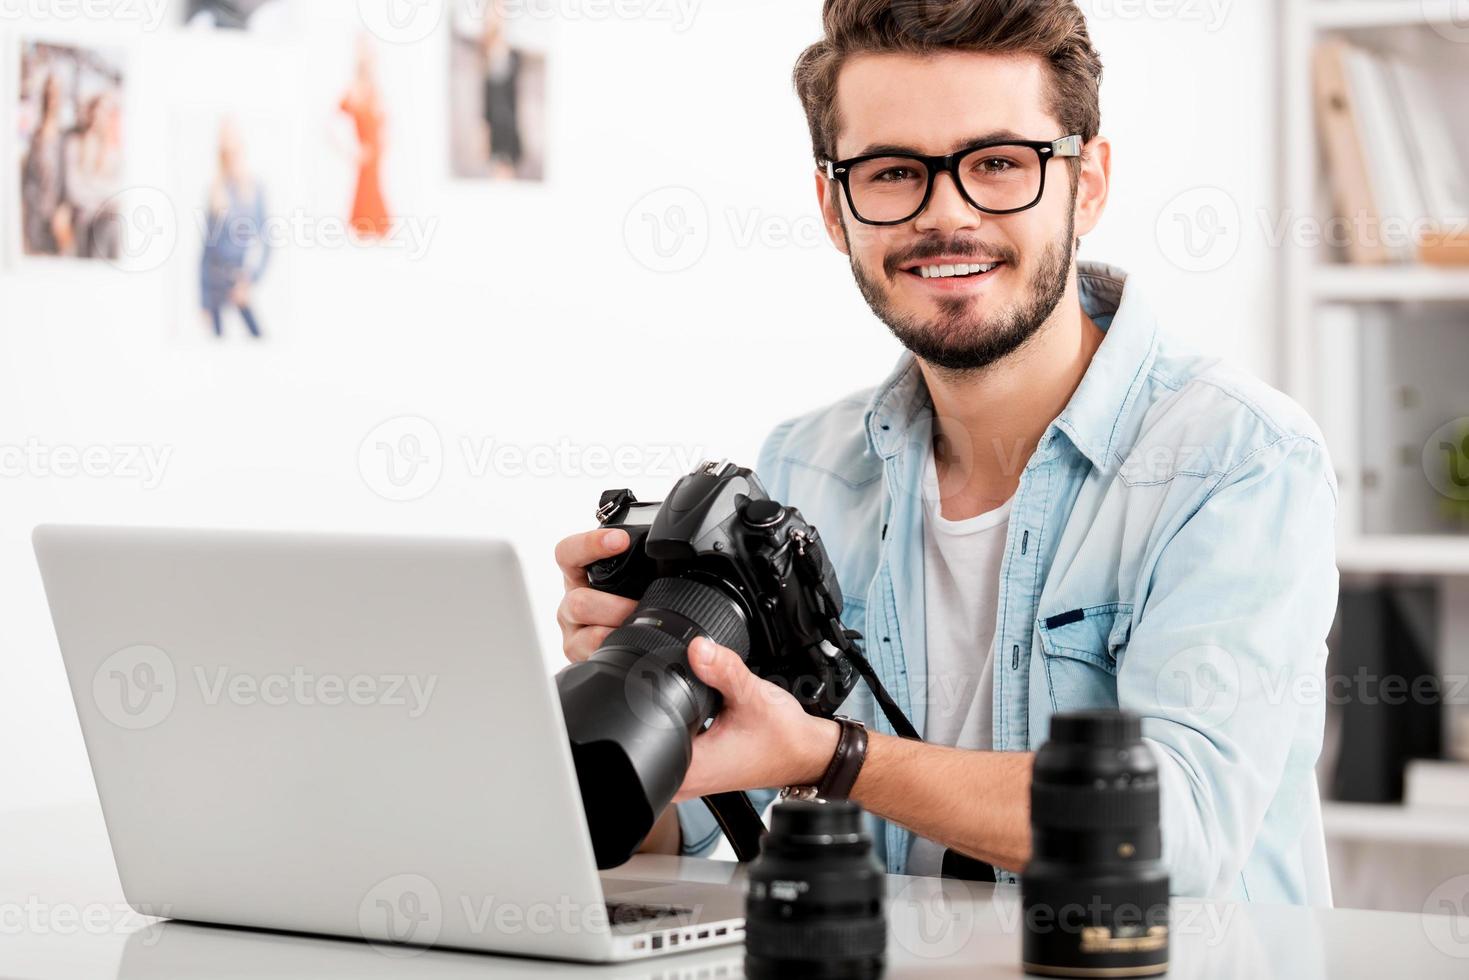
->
[449, 0, 547, 182]
[181, 0, 292, 32]
[336, 33, 393, 239]
[170, 108, 289, 343]
[16, 40, 126, 262]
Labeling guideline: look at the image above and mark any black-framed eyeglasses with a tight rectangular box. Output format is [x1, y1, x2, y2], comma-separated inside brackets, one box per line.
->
[821, 135, 1083, 226]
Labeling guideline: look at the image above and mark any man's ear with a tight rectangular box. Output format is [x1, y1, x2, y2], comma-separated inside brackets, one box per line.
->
[1072, 135, 1111, 239]
[814, 169, 850, 256]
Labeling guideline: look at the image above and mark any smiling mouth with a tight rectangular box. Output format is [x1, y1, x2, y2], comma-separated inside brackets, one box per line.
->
[901, 260, 1006, 284]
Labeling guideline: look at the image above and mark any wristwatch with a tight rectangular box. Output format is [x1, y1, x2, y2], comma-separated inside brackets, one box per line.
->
[780, 716, 869, 803]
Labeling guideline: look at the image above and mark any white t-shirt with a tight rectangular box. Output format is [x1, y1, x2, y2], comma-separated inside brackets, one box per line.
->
[905, 446, 1011, 877]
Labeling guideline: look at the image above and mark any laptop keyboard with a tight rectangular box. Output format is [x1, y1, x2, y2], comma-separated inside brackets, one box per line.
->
[606, 901, 694, 926]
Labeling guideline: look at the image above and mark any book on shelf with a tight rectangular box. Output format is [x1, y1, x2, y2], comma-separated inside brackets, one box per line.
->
[1404, 759, 1469, 808]
[1313, 39, 1469, 267]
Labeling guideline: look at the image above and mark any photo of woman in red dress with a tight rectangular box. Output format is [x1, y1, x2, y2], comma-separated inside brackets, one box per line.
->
[338, 34, 390, 240]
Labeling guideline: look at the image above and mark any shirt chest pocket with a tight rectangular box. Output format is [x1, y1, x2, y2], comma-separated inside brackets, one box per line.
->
[1035, 602, 1133, 709]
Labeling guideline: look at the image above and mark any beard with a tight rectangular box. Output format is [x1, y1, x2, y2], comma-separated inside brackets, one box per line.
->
[847, 208, 1077, 375]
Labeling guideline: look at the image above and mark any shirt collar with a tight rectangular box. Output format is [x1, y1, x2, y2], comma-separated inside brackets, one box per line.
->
[863, 261, 1158, 473]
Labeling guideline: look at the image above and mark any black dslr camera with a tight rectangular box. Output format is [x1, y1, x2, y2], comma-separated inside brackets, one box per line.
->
[557, 459, 913, 868]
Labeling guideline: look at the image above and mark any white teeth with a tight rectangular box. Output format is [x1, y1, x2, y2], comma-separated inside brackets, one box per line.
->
[917, 262, 1000, 279]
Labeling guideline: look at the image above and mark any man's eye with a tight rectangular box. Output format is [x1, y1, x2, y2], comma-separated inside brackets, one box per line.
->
[873, 167, 919, 183]
[973, 157, 1016, 175]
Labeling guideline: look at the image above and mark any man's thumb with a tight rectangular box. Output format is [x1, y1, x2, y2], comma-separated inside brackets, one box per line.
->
[689, 636, 741, 701]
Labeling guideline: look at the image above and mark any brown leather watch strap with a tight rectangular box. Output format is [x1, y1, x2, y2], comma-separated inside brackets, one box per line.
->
[816, 717, 869, 802]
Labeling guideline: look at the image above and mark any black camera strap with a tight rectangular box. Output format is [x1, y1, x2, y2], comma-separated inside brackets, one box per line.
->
[843, 645, 921, 742]
[700, 791, 767, 863]
[789, 530, 922, 743]
[701, 533, 925, 865]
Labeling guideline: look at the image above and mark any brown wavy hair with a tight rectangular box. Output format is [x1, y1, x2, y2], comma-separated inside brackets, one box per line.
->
[793, 0, 1103, 167]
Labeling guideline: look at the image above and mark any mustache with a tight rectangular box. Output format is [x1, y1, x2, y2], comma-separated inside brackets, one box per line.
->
[883, 238, 1020, 278]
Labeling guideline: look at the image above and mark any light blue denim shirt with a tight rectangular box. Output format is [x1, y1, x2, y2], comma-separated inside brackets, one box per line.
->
[678, 262, 1339, 905]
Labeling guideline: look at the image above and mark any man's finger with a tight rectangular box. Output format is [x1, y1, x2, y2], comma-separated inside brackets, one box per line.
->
[687, 636, 757, 707]
[564, 587, 638, 630]
[554, 528, 630, 587]
[566, 625, 615, 663]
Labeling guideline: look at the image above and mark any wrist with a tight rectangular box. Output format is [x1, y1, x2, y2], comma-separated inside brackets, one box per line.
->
[791, 716, 842, 786]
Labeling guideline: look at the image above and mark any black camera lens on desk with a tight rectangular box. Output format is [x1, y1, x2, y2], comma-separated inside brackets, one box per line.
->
[1022, 710, 1170, 978]
[745, 801, 887, 979]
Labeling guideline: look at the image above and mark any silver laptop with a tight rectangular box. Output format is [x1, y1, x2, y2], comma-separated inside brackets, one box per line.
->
[33, 525, 746, 962]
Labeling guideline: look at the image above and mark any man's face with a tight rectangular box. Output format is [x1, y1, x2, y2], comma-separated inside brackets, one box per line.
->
[820, 51, 1084, 373]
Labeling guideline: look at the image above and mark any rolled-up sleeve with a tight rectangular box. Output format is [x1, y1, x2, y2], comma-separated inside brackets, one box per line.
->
[676, 789, 782, 858]
[1115, 435, 1339, 899]
[676, 798, 724, 857]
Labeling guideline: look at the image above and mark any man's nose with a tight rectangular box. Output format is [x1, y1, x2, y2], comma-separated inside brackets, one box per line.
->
[914, 171, 983, 236]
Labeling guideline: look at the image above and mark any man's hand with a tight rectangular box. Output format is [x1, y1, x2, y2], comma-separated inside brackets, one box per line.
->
[553, 528, 637, 662]
[679, 642, 1033, 872]
[674, 637, 840, 802]
[551, 535, 840, 848]
[554, 526, 685, 855]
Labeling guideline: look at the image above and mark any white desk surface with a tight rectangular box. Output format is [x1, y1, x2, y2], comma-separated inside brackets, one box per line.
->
[2, 803, 1466, 979]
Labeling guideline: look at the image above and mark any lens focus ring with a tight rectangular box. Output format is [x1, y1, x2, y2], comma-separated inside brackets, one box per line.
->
[745, 915, 887, 961]
[1030, 782, 1160, 829]
[640, 577, 751, 657]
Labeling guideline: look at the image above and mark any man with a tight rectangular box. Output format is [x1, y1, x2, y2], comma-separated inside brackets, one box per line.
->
[556, 0, 1337, 904]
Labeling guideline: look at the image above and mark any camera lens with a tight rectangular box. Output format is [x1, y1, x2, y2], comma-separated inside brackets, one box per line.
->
[745, 801, 886, 980]
[1022, 710, 1169, 978]
[556, 575, 751, 868]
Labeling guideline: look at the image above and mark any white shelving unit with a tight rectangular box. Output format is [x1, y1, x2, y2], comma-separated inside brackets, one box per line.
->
[1313, 265, 1469, 304]
[1282, 3, 1469, 908]
[1337, 535, 1469, 576]
[1281, 0, 1469, 572]
[1308, 1, 1469, 30]
[1323, 800, 1469, 848]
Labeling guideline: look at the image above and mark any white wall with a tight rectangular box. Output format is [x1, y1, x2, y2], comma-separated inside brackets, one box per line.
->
[0, 0, 1281, 810]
